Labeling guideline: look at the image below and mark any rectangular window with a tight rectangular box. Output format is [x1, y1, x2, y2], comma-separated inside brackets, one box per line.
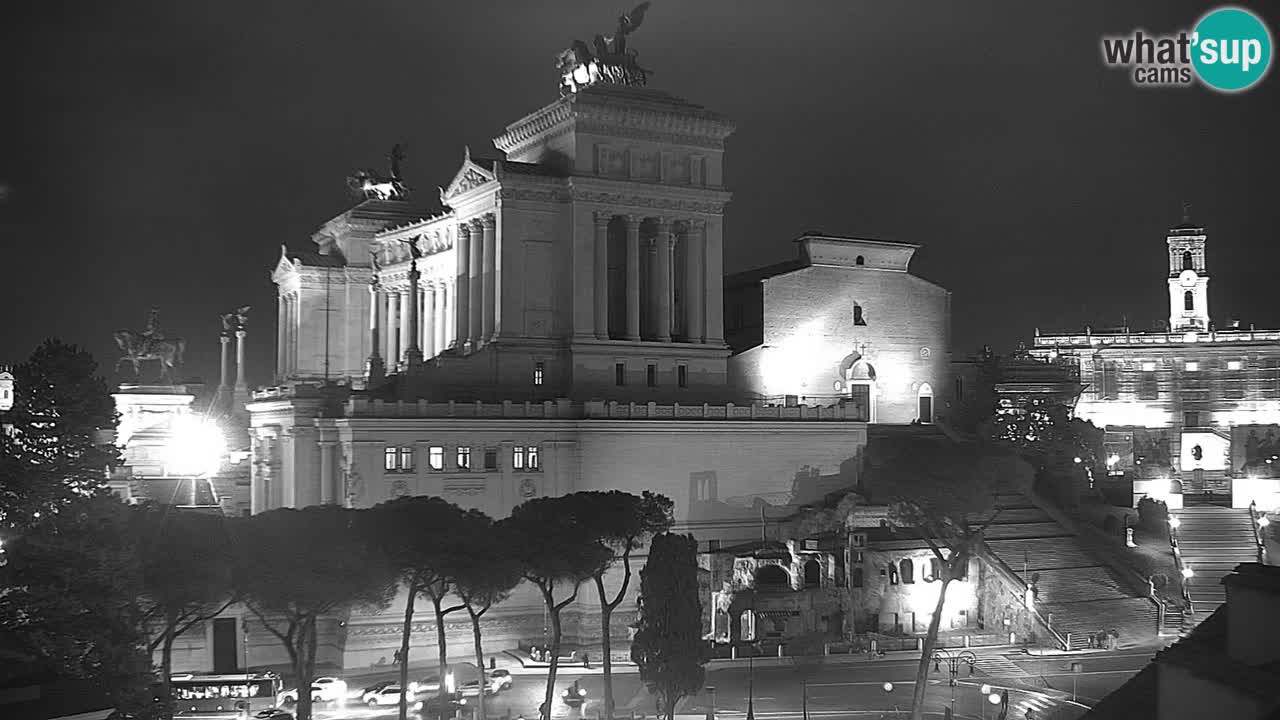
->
[428, 446, 444, 471]
[456, 446, 471, 470]
[647, 363, 657, 387]
[398, 447, 414, 472]
[1185, 361, 1199, 372]
[615, 362, 626, 386]
[1101, 361, 1118, 400]
[527, 445, 540, 470]
[384, 447, 397, 471]
[513, 446, 525, 470]
[484, 448, 498, 471]
[1184, 412, 1200, 428]
[953, 376, 964, 402]
[1141, 361, 1157, 372]
[678, 365, 688, 388]
[1228, 360, 1242, 371]
[534, 362, 544, 386]
[1139, 372, 1158, 401]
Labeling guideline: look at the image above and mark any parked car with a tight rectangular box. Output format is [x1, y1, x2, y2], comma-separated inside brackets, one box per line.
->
[360, 681, 397, 704]
[412, 675, 442, 695]
[279, 677, 348, 704]
[365, 685, 411, 707]
[488, 670, 512, 693]
[255, 709, 294, 720]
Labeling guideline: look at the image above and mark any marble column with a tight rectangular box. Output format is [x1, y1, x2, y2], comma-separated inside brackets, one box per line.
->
[399, 286, 415, 368]
[624, 215, 641, 341]
[319, 439, 335, 505]
[366, 284, 384, 384]
[440, 282, 452, 350]
[422, 284, 435, 359]
[404, 263, 422, 369]
[455, 224, 471, 349]
[286, 295, 297, 375]
[218, 333, 232, 403]
[685, 220, 706, 343]
[234, 328, 248, 393]
[468, 219, 484, 348]
[593, 212, 610, 339]
[654, 218, 672, 342]
[387, 291, 401, 366]
[704, 218, 725, 344]
[276, 297, 287, 379]
[481, 215, 496, 343]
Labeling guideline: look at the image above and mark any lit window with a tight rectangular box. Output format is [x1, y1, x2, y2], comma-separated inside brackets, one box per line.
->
[534, 362, 544, 386]
[1185, 361, 1199, 371]
[385, 446, 414, 473]
[1142, 362, 1156, 372]
[385, 447, 397, 471]
[456, 447, 471, 470]
[484, 448, 498, 471]
[678, 365, 688, 388]
[647, 363, 657, 387]
[514, 445, 540, 471]
[398, 447, 414, 472]
[1228, 360, 1242, 370]
[428, 446, 444, 471]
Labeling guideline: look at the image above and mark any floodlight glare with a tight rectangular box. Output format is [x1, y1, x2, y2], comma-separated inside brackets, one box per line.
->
[167, 415, 225, 477]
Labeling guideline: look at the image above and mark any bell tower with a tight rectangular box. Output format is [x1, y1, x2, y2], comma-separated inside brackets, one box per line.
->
[1167, 204, 1209, 332]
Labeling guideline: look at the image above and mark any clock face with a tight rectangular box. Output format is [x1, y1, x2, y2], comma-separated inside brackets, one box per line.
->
[1179, 269, 1198, 287]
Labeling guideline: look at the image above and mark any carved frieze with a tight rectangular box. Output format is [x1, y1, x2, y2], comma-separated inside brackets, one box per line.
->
[444, 478, 486, 496]
[573, 190, 727, 215]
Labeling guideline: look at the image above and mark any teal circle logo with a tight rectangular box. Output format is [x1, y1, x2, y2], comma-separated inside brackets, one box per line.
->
[1192, 7, 1273, 92]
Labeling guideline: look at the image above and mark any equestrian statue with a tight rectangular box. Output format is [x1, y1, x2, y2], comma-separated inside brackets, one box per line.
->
[114, 307, 186, 384]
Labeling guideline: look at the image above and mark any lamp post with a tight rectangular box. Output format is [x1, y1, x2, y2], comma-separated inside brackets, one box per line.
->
[931, 649, 977, 714]
[881, 682, 901, 719]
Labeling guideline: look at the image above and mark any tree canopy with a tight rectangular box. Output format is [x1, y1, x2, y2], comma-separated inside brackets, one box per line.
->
[0, 339, 118, 529]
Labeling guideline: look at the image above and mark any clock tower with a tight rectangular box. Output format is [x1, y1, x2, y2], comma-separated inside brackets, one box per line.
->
[1167, 208, 1209, 332]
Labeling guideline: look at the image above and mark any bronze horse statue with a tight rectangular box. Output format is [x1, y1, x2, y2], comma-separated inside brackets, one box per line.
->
[114, 330, 186, 384]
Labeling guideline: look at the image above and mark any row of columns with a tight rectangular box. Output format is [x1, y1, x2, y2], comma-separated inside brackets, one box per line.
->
[455, 214, 498, 351]
[276, 292, 300, 377]
[370, 279, 456, 369]
[592, 213, 711, 343]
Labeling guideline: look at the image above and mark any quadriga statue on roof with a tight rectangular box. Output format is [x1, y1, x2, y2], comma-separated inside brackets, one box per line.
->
[347, 143, 409, 201]
[558, 2, 653, 95]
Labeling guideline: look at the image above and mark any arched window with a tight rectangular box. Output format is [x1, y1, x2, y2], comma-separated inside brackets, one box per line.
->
[855, 255, 865, 266]
[853, 304, 866, 326]
[1183, 251, 1194, 271]
[899, 559, 915, 584]
[756, 564, 789, 589]
[852, 567, 864, 588]
[1184, 290, 1194, 311]
[803, 559, 821, 587]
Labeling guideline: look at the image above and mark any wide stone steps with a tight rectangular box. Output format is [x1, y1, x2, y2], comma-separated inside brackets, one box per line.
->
[985, 538, 1097, 571]
[1043, 598, 1158, 638]
[1171, 507, 1258, 621]
[1032, 567, 1132, 603]
[983, 522, 1073, 540]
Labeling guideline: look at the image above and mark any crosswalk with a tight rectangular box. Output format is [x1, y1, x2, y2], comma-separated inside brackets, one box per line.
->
[971, 653, 1031, 678]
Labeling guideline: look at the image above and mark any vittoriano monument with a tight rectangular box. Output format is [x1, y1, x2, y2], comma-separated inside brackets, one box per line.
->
[557, 2, 653, 95]
[114, 307, 186, 385]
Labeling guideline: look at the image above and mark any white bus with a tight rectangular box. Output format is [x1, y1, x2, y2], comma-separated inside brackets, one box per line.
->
[170, 673, 283, 719]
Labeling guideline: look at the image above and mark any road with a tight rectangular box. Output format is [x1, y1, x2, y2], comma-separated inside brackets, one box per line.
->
[306, 647, 1159, 720]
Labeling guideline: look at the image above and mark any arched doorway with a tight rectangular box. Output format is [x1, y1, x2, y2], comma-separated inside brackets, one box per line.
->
[839, 352, 877, 422]
[756, 564, 790, 590]
[803, 559, 821, 587]
[917, 382, 934, 424]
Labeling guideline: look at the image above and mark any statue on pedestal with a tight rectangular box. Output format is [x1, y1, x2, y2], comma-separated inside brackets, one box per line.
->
[114, 308, 186, 384]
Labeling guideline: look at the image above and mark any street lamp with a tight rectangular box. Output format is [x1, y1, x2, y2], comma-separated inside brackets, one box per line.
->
[1168, 516, 1181, 530]
[931, 649, 977, 714]
[881, 682, 901, 719]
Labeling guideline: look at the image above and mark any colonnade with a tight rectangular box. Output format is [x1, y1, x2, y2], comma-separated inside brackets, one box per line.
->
[277, 291, 300, 377]
[593, 213, 717, 343]
[370, 278, 456, 369]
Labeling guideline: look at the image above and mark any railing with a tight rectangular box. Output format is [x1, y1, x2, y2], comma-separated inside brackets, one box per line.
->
[341, 397, 872, 421]
[1250, 500, 1267, 563]
[1168, 516, 1196, 615]
[1035, 328, 1280, 347]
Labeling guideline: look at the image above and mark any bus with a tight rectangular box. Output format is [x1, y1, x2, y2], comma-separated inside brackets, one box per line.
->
[170, 673, 283, 719]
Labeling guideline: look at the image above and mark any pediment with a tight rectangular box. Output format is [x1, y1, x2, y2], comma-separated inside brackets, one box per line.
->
[441, 148, 496, 202]
[272, 245, 299, 283]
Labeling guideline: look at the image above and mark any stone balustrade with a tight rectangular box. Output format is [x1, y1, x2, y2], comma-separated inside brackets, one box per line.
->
[341, 397, 868, 421]
[1035, 328, 1280, 347]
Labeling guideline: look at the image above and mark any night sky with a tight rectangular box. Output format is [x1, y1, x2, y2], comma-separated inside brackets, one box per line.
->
[3, 1, 1278, 388]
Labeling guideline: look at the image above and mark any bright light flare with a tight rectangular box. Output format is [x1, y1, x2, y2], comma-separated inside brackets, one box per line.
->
[167, 415, 225, 477]
[1182, 566, 1195, 579]
[980, 684, 991, 695]
[988, 692, 1002, 705]
[882, 682, 893, 693]
[1168, 516, 1181, 529]
[1259, 516, 1271, 528]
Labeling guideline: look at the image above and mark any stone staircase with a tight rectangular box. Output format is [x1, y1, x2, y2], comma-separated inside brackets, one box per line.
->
[1174, 505, 1260, 620]
[982, 493, 1157, 650]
